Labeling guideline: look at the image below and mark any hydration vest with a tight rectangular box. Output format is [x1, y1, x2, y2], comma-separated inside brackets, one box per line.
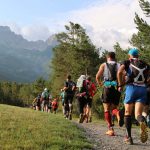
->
[126, 59, 148, 84]
[103, 62, 118, 81]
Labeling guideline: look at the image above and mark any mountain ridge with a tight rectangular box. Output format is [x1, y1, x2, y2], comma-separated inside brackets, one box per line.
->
[0, 26, 56, 82]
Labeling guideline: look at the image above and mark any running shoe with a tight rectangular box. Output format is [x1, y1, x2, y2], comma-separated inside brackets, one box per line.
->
[106, 129, 115, 136]
[124, 136, 133, 145]
[140, 122, 148, 143]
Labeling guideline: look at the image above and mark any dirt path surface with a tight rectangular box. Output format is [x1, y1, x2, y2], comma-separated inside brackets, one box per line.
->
[74, 121, 150, 150]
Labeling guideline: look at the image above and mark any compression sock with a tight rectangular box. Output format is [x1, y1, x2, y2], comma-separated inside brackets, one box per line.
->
[124, 115, 132, 137]
[104, 111, 112, 128]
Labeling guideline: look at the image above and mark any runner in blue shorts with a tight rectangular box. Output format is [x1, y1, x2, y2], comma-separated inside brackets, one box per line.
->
[118, 48, 150, 145]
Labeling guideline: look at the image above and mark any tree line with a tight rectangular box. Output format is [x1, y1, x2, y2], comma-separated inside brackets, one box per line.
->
[0, 77, 50, 106]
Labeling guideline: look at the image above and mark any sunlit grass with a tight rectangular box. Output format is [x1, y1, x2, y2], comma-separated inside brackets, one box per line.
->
[0, 104, 92, 150]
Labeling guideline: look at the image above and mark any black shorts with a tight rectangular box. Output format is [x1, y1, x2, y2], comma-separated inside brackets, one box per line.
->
[87, 97, 92, 108]
[43, 100, 49, 106]
[64, 94, 74, 104]
[77, 96, 87, 114]
[48, 106, 52, 109]
[101, 86, 121, 105]
[36, 102, 41, 107]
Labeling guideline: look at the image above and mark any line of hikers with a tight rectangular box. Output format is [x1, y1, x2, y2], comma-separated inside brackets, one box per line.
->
[60, 74, 96, 122]
[32, 88, 59, 114]
[32, 48, 150, 145]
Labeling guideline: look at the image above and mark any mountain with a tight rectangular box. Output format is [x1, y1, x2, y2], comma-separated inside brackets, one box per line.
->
[0, 26, 56, 82]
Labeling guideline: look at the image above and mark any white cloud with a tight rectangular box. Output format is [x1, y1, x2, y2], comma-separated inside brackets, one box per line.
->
[68, 0, 150, 50]
[0, 22, 52, 41]
[20, 25, 51, 41]
[1, 0, 150, 50]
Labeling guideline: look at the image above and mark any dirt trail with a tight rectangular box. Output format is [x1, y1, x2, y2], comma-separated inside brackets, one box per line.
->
[74, 121, 150, 150]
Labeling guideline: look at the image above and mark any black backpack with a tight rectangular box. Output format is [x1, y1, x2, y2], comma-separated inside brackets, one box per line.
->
[105, 63, 117, 81]
[126, 59, 148, 84]
[79, 80, 90, 97]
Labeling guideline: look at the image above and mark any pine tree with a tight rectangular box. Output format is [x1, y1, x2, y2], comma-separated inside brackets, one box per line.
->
[113, 42, 128, 61]
[130, 0, 150, 63]
[139, 0, 150, 16]
[33, 77, 46, 96]
[51, 22, 100, 93]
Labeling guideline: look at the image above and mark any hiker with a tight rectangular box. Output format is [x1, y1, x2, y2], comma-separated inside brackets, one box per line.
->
[41, 88, 50, 112]
[59, 89, 65, 115]
[86, 76, 96, 122]
[117, 48, 150, 144]
[48, 95, 52, 113]
[76, 75, 96, 123]
[52, 98, 59, 114]
[76, 75, 87, 123]
[96, 52, 123, 136]
[32, 94, 41, 110]
[63, 75, 76, 120]
[35, 94, 41, 111]
[32, 99, 36, 110]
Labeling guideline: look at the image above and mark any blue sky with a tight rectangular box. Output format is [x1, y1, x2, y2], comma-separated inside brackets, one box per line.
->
[0, 0, 149, 50]
[0, 0, 101, 24]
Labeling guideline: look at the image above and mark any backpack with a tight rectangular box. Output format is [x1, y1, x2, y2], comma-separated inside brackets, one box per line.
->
[42, 91, 49, 100]
[37, 95, 41, 103]
[76, 75, 86, 92]
[104, 63, 117, 81]
[79, 80, 90, 97]
[126, 59, 148, 84]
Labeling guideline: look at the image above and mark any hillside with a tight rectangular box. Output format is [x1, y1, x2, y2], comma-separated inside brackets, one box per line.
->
[0, 26, 56, 82]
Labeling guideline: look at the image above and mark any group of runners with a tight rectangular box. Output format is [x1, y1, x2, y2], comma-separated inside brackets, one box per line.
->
[32, 88, 59, 114]
[32, 48, 150, 145]
[60, 74, 96, 122]
[96, 49, 150, 145]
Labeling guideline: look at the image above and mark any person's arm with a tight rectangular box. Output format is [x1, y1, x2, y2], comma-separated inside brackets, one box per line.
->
[59, 94, 62, 100]
[32, 98, 36, 104]
[63, 81, 68, 91]
[72, 82, 76, 91]
[96, 63, 105, 86]
[147, 70, 150, 85]
[117, 64, 125, 91]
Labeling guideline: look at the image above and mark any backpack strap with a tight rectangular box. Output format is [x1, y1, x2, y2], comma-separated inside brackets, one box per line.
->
[130, 63, 146, 84]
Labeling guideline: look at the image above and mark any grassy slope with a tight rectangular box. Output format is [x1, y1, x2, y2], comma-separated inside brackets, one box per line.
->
[0, 104, 92, 150]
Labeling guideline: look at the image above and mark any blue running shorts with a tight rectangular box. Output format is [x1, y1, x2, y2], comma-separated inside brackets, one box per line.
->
[124, 84, 147, 104]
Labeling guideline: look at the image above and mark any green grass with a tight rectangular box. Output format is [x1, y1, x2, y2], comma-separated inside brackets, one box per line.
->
[0, 104, 92, 150]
